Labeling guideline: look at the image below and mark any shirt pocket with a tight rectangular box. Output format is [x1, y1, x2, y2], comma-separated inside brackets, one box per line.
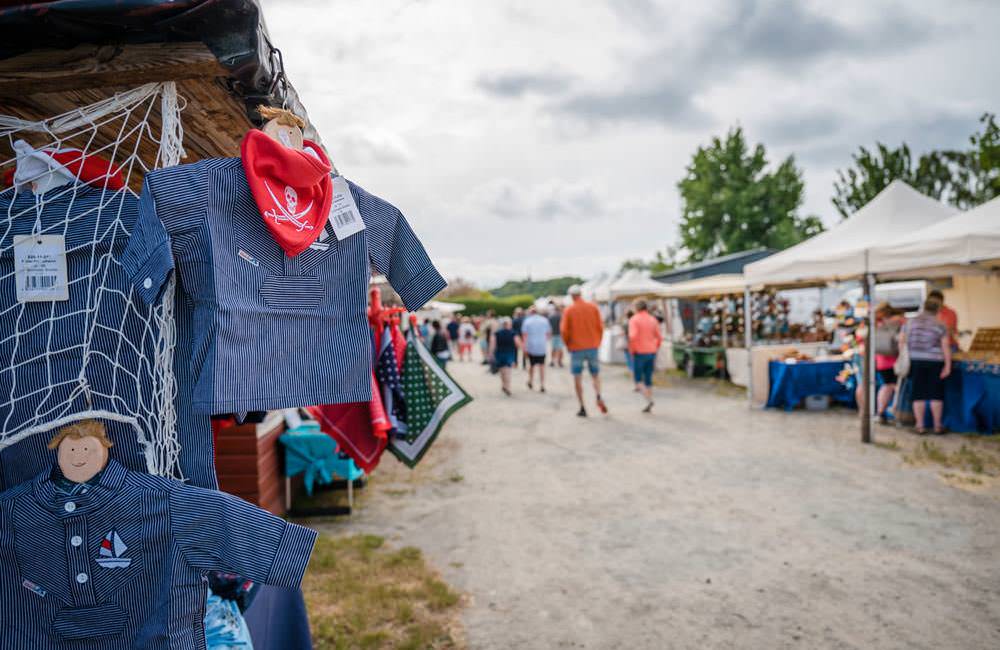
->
[259, 274, 326, 311]
[53, 603, 128, 640]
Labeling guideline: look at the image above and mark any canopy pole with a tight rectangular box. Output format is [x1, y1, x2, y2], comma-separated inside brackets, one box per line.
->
[744, 287, 753, 408]
[861, 272, 874, 444]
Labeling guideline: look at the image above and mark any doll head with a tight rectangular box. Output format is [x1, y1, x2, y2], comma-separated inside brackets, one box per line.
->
[48, 419, 113, 483]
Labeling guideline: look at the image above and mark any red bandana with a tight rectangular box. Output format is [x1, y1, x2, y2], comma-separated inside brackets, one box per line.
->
[240, 130, 333, 257]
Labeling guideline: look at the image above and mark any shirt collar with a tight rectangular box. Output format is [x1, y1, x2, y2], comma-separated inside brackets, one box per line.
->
[33, 459, 128, 516]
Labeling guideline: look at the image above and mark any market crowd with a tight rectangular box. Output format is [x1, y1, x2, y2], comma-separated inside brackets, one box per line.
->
[414, 285, 663, 415]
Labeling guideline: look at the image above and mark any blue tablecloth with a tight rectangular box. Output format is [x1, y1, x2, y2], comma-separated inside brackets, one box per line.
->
[766, 360, 855, 411]
[940, 362, 1000, 433]
[244, 585, 313, 650]
[279, 425, 364, 496]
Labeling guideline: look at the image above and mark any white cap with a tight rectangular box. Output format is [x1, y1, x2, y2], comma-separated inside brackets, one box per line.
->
[568, 284, 582, 296]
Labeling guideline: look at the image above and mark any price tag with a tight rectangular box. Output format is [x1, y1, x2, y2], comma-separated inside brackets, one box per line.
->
[14, 234, 69, 302]
[328, 176, 365, 241]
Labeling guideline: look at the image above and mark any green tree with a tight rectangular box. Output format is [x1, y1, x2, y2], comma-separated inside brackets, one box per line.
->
[489, 276, 583, 298]
[833, 113, 1000, 216]
[677, 127, 823, 262]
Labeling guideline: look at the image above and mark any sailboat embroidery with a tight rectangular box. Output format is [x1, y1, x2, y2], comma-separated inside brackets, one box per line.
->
[95, 530, 132, 569]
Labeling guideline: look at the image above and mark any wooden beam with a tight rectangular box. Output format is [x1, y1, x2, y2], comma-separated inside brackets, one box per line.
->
[0, 42, 229, 97]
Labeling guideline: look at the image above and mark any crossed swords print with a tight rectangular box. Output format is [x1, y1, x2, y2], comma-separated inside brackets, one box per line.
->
[263, 181, 315, 232]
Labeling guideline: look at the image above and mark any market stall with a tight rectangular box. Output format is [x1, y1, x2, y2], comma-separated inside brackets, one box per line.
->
[744, 181, 956, 435]
[868, 195, 1000, 433]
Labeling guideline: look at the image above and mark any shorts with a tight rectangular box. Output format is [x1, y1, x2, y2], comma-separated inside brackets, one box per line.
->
[570, 348, 600, 376]
[528, 354, 546, 366]
[551, 335, 564, 350]
[877, 368, 897, 385]
[495, 351, 516, 368]
[632, 353, 656, 387]
[910, 359, 945, 401]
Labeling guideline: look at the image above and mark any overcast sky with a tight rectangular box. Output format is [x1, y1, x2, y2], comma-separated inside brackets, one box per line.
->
[263, 0, 1000, 288]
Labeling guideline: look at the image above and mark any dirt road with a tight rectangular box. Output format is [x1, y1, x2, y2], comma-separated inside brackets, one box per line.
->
[317, 360, 1000, 649]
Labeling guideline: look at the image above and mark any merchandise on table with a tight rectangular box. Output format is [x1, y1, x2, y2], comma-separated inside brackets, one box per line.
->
[122, 154, 445, 416]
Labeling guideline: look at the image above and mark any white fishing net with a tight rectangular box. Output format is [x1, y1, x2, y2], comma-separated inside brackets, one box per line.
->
[0, 82, 182, 476]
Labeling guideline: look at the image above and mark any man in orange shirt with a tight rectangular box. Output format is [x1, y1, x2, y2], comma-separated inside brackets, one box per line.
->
[928, 289, 958, 351]
[561, 285, 607, 417]
[628, 299, 663, 413]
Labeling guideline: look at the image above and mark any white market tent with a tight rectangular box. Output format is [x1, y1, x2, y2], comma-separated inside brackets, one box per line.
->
[578, 272, 609, 302]
[869, 194, 1000, 278]
[744, 180, 956, 287]
[657, 273, 746, 298]
[591, 274, 616, 303]
[608, 269, 669, 300]
[425, 300, 466, 314]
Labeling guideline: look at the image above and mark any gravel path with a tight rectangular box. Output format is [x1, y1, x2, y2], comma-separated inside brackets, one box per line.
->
[316, 360, 1000, 650]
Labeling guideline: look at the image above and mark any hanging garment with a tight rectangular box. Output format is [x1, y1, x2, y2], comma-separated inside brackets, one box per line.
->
[0, 459, 315, 649]
[389, 329, 471, 467]
[0, 176, 216, 490]
[121, 159, 445, 416]
[375, 324, 408, 437]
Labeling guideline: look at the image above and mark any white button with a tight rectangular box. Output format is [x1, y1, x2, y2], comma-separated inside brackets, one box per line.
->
[64, 502, 76, 513]
[70, 536, 82, 547]
[76, 572, 88, 584]
[143, 277, 153, 289]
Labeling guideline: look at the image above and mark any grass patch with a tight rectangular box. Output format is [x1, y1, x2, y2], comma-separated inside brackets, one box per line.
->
[447, 472, 464, 484]
[304, 534, 464, 649]
[874, 439, 900, 451]
[904, 440, 1000, 476]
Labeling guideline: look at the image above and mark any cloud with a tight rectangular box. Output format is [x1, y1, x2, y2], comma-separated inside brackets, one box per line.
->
[757, 110, 845, 145]
[477, 71, 573, 98]
[332, 127, 413, 166]
[556, 82, 709, 127]
[558, 0, 933, 127]
[470, 179, 609, 221]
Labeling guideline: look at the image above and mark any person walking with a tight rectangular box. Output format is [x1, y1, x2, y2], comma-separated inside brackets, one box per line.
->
[899, 297, 952, 434]
[561, 285, 607, 417]
[446, 316, 460, 355]
[628, 300, 663, 413]
[623, 309, 635, 375]
[458, 316, 477, 362]
[490, 316, 520, 396]
[521, 306, 552, 392]
[512, 307, 527, 369]
[480, 309, 497, 365]
[548, 302, 565, 368]
[429, 320, 451, 369]
[856, 302, 904, 423]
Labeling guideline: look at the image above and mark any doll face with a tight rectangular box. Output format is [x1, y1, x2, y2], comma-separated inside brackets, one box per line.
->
[57, 435, 109, 483]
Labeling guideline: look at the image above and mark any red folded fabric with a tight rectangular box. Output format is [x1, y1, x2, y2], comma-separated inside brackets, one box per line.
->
[240, 130, 333, 257]
[306, 376, 390, 473]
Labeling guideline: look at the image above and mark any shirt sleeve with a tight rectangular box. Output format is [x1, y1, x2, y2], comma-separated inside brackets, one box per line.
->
[358, 183, 446, 311]
[170, 484, 317, 589]
[120, 176, 174, 304]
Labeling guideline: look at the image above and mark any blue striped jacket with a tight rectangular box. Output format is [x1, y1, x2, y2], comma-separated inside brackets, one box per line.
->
[0, 459, 316, 649]
[122, 159, 446, 416]
[0, 184, 216, 490]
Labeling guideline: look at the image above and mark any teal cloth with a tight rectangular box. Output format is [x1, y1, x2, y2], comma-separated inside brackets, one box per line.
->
[279, 425, 364, 496]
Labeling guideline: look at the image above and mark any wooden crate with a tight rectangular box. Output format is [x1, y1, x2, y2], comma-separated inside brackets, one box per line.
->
[215, 413, 287, 517]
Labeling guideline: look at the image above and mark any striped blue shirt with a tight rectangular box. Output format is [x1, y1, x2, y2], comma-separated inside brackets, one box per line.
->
[122, 159, 446, 415]
[0, 459, 316, 649]
[0, 185, 216, 490]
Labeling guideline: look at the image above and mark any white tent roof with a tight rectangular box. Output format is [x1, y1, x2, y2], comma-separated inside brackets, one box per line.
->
[657, 273, 746, 298]
[743, 180, 955, 287]
[591, 274, 617, 303]
[608, 269, 668, 299]
[868, 195, 1000, 277]
[578, 272, 608, 301]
